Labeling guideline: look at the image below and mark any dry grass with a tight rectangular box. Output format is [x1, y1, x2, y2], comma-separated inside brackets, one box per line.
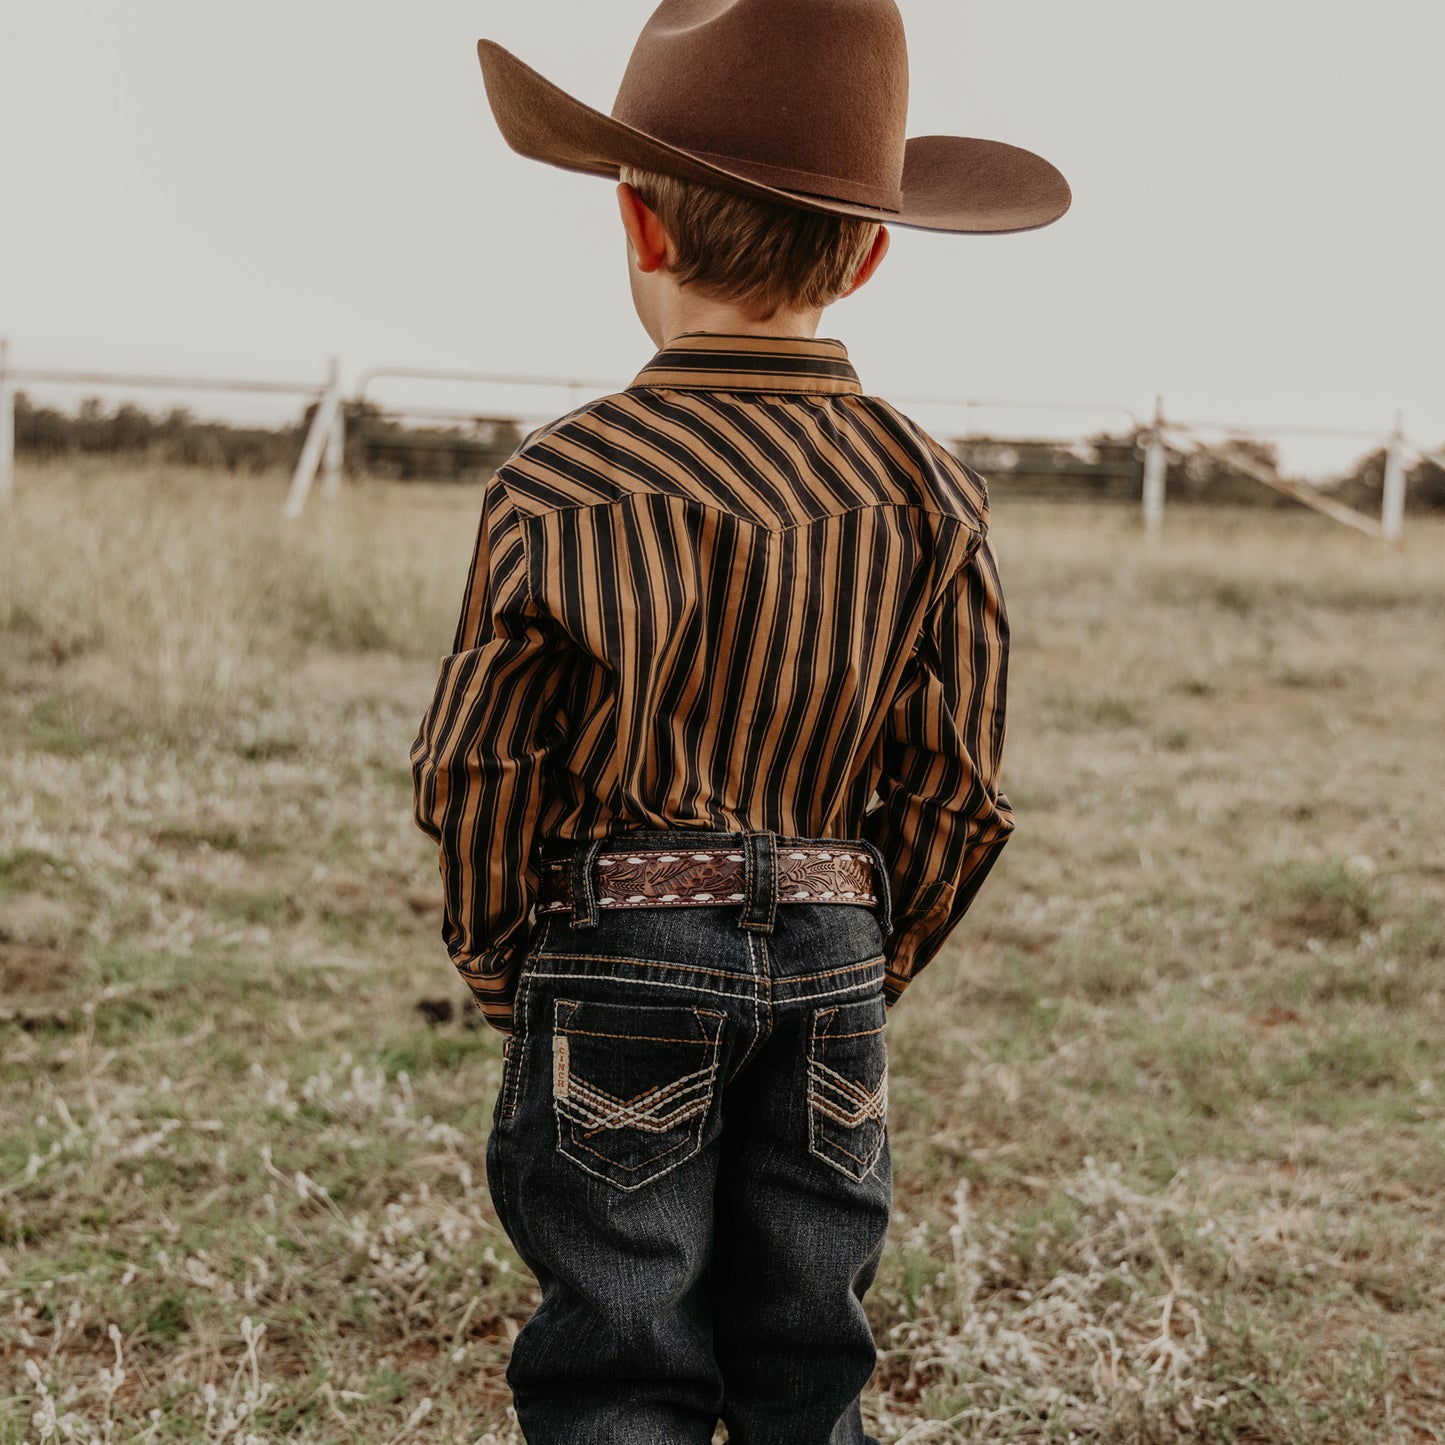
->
[2, 461, 1442, 1442]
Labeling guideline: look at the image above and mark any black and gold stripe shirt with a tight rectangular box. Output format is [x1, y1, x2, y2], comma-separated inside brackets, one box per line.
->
[412, 333, 1013, 1032]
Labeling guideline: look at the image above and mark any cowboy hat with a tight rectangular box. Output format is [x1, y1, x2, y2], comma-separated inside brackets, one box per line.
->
[476, 0, 1071, 235]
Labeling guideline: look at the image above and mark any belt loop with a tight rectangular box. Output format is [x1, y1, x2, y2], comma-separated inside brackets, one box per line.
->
[738, 829, 777, 934]
[856, 838, 894, 939]
[569, 839, 604, 929]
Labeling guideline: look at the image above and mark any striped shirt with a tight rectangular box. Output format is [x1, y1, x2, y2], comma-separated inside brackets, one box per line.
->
[411, 332, 1013, 1032]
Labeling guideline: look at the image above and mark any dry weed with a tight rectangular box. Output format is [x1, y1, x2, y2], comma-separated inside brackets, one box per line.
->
[3, 467, 1443, 1441]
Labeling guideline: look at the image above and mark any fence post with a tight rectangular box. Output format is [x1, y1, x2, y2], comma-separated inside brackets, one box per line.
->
[321, 358, 344, 501]
[1142, 394, 1166, 538]
[1380, 412, 1406, 545]
[0, 338, 14, 508]
[284, 364, 343, 519]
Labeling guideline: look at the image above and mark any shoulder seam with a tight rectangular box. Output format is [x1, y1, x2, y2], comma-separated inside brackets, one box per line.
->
[493, 485, 984, 535]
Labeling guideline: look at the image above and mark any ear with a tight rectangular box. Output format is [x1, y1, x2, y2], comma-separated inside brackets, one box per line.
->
[840, 225, 891, 298]
[617, 182, 671, 274]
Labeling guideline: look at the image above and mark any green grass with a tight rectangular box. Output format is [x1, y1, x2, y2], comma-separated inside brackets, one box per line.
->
[2, 472, 1443, 1440]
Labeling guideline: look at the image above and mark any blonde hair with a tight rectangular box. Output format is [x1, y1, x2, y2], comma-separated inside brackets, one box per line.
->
[619, 166, 881, 321]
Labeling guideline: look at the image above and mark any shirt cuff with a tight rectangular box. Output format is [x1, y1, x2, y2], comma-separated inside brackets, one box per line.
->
[448, 944, 530, 1036]
[880, 878, 958, 1007]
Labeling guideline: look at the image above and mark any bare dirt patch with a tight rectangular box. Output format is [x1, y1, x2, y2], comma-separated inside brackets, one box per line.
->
[0, 940, 79, 999]
[0, 941, 80, 1029]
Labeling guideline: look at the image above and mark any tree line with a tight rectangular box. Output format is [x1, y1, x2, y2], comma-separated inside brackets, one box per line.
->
[11, 394, 523, 482]
[11, 391, 1443, 510]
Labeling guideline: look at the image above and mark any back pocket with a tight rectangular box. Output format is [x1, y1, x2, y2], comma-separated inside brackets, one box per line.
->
[552, 998, 725, 1191]
[807, 995, 888, 1180]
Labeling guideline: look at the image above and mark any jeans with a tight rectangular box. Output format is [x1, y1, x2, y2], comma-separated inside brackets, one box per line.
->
[486, 828, 893, 1445]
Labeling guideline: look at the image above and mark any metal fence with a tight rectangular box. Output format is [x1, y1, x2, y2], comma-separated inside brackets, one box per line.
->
[2, 339, 1438, 544]
[0, 338, 342, 517]
[1138, 400, 1440, 544]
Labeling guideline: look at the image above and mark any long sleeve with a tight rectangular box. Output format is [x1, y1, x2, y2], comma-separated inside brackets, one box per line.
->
[410, 470, 570, 1033]
[860, 528, 1014, 1007]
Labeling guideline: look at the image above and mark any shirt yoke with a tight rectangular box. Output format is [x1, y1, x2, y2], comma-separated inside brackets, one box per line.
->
[495, 388, 989, 539]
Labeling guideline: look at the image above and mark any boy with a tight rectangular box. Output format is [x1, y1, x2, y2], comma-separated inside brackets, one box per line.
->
[411, 2, 1069, 1440]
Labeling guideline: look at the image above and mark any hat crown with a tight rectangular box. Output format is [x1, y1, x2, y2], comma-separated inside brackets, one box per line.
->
[611, 0, 909, 211]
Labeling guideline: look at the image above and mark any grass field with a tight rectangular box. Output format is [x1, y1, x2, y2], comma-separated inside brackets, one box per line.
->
[2, 461, 1442, 1443]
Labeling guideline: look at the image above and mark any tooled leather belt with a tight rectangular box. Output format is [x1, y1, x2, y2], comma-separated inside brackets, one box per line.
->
[536, 842, 879, 914]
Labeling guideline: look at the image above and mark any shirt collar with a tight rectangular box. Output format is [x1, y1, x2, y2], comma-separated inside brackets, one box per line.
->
[630, 332, 862, 396]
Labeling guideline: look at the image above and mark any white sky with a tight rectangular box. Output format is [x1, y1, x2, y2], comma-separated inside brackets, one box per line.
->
[1, 1, 1442, 473]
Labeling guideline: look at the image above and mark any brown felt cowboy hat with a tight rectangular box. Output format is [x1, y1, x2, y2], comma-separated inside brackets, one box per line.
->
[476, 0, 1071, 235]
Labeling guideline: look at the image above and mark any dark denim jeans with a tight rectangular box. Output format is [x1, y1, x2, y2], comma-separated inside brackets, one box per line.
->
[486, 828, 893, 1445]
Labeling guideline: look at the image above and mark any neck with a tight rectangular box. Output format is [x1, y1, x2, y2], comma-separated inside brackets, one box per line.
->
[651, 288, 824, 348]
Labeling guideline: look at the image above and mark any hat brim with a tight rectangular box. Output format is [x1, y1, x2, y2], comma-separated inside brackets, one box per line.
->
[477, 40, 1070, 235]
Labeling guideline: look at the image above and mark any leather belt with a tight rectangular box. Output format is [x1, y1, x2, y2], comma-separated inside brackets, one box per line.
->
[536, 842, 878, 914]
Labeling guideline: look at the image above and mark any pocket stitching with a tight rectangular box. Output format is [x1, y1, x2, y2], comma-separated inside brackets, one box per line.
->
[552, 1001, 724, 1192]
[807, 1003, 888, 1181]
[808, 1061, 888, 1165]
